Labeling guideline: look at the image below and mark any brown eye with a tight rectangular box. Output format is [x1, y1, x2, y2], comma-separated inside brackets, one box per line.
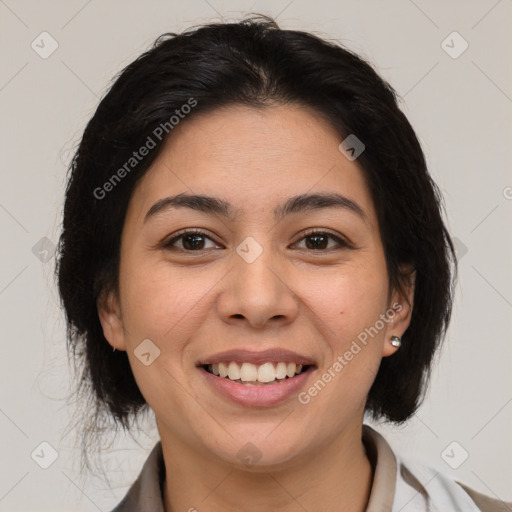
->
[163, 230, 220, 252]
[294, 231, 350, 251]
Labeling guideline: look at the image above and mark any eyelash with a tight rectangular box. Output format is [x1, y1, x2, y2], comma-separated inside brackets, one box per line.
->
[161, 228, 352, 253]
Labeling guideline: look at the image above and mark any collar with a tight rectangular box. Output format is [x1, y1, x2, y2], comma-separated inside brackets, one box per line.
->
[111, 424, 399, 511]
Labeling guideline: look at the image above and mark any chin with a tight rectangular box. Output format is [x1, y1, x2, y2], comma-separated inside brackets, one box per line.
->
[202, 430, 309, 472]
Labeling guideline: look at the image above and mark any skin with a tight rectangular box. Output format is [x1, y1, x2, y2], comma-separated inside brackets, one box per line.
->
[98, 103, 414, 512]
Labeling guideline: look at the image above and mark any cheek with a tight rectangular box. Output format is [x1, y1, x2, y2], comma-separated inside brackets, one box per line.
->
[119, 260, 218, 349]
[304, 262, 390, 388]
[311, 263, 390, 337]
[118, 263, 215, 412]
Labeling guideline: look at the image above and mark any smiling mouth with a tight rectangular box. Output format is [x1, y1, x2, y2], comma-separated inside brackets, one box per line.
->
[201, 361, 314, 385]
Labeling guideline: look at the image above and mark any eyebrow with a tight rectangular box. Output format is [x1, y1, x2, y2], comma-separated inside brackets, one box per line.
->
[144, 192, 366, 223]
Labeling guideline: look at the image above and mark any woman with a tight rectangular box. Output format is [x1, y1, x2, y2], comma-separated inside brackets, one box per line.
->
[55, 15, 509, 512]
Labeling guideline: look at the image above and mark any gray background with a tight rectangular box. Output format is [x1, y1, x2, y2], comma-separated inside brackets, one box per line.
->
[1, 0, 511, 510]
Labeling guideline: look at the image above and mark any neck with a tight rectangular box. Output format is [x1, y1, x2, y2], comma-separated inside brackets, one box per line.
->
[160, 421, 374, 512]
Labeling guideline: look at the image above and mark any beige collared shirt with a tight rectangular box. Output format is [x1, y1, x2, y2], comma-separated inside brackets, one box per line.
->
[110, 425, 510, 511]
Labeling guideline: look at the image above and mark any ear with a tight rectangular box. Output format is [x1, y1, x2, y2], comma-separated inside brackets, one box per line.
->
[97, 289, 127, 351]
[382, 268, 415, 357]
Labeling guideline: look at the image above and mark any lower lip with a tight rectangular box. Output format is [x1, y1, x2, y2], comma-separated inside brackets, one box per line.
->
[199, 366, 315, 407]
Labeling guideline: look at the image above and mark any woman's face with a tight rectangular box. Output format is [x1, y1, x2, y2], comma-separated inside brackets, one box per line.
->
[99, 104, 412, 469]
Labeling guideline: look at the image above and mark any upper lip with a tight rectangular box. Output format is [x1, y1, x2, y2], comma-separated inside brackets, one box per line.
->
[197, 348, 317, 366]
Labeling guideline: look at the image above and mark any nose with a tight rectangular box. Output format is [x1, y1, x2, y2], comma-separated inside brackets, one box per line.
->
[216, 242, 299, 330]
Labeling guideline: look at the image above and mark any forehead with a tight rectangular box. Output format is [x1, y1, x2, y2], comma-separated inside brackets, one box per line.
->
[128, 104, 377, 224]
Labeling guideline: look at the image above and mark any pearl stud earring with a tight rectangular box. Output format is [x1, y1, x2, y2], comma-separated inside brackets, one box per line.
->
[390, 335, 401, 348]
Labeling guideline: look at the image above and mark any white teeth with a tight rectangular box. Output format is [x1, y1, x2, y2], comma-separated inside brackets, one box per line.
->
[286, 362, 296, 378]
[276, 361, 288, 379]
[227, 361, 240, 380]
[257, 362, 276, 383]
[240, 362, 258, 382]
[206, 361, 307, 383]
[218, 362, 228, 378]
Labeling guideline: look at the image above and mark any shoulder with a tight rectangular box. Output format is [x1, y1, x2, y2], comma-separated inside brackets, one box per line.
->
[109, 441, 165, 512]
[362, 425, 511, 512]
[394, 453, 511, 512]
[455, 481, 512, 512]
